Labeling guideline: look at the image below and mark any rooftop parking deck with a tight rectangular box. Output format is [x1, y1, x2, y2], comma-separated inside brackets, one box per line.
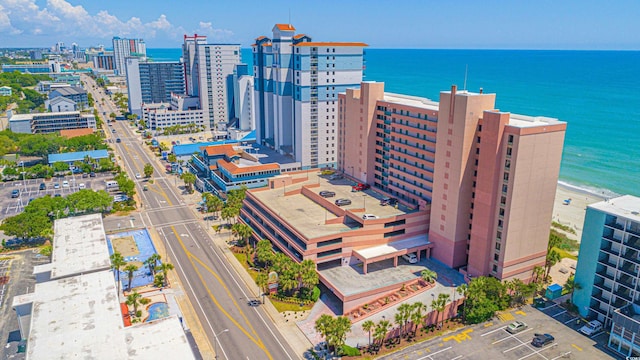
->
[249, 171, 417, 239]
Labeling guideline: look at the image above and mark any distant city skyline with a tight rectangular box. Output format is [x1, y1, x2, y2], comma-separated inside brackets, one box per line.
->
[0, 0, 639, 50]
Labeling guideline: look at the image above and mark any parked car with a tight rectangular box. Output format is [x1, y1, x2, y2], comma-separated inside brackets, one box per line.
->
[352, 183, 370, 192]
[116, 138, 121, 143]
[11, 189, 19, 198]
[54, 183, 60, 189]
[135, 173, 141, 179]
[82, 173, 89, 178]
[89, 172, 96, 177]
[62, 180, 69, 188]
[531, 333, 554, 347]
[579, 320, 603, 336]
[506, 321, 528, 334]
[319, 190, 336, 198]
[39, 183, 46, 191]
[380, 197, 398, 206]
[328, 174, 343, 180]
[335, 198, 352, 206]
[402, 253, 418, 263]
[79, 183, 86, 189]
[362, 214, 378, 220]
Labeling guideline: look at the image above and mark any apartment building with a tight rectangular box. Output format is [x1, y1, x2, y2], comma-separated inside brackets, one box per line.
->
[181, 35, 241, 131]
[125, 58, 186, 116]
[112, 37, 146, 76]
[141, 93, 204, 131]
[339, 82, 566, 281]
[253, 24, 366, 169]
[9, 111, 96, 134]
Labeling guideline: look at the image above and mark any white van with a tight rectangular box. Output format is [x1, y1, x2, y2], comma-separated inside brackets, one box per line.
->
[402, 253, 418, 263]
[105, 180, 119, 189]
[362, 214, 379, 220]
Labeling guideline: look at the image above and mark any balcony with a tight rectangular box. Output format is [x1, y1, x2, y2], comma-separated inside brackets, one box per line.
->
[627, 226, 640, 238]
[603, 232, 623, 244]
[626, 235, 640, 251]
[617, 274, 637, 290]
[619, 261, 638, 277]
[622, 248, 640, 263]
[605, 220, 624, 231]
[592, 290, 610, 304]
[600, 244, 621, 258]
[593, 277, 612, 292]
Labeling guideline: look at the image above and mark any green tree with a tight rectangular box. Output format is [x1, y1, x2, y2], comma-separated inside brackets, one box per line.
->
[362, 320, 375, 347]
[114, 172, 136, 198]
[124, 264, 138, 291]
[420, 268, 437, 284]
[431, 293, 449, 327]
[256, 272, 268, 295]
[374, 320, 391, 346]
[156, 262, 175, 287]
[143, 163, 154, 178]
[66, 189, 113, 214]
[314, 315, 351, 355]
[409, 301, 425, 335]
[545, 249, 562, 278]
[180, 172, 196, 193]
[204, 193, 224, 219]
[564, 273, 581, 304]
[0, 211, 52, 240]
[110, 252, 126, 294]
[298, 259, 319, 291]
[255, 239, 274, 268]
[52, 161, 70, 173]
[456, 284, 469, 322]
[395, 302, 413, 338]
[462, 276, 509, 324]
[126, 290, 150, 317]
[144, 254, 161, 277]
[167, 153, 177, 163]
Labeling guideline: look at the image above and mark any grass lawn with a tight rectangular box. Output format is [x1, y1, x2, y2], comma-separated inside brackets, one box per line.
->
[552, 246, 577, 260]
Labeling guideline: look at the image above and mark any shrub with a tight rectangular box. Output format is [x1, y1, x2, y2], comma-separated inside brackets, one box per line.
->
[311, 286, 321, 302]
[340, 344, 360, 356]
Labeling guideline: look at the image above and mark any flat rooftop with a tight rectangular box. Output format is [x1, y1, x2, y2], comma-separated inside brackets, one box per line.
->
[589, 195, 640, 222]
[507, 113, 564, 128]
[50, 214, 111, 279]
[383, 92, 440, 111]
[251, 172, 414, 239]
[14, 271, 194, 359]
[319, 257, 464, 298]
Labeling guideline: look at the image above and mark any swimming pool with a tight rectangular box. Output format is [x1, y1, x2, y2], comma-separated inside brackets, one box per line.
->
[145, 302, 169, 322]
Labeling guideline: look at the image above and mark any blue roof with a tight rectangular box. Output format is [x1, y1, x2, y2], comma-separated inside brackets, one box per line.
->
[547, 283, 563, 292]
[240, 130, 256, 141]
[48, 149, 109, 164]
[173, 140, 240, 157]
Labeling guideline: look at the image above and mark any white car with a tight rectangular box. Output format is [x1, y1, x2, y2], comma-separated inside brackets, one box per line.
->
[62, 180, 69, 188]
[579, 320, 602, 336]
[78, 183, 86, 189]
[362, 214, 378, 220]
[135, 173, 142, 179]
[402, 253, 418, 263]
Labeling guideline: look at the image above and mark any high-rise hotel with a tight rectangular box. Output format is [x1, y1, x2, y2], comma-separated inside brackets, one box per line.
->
[253, 24, 366, 169]
[112, 37, 146, 76]
[339, 82, 566, 281]
[182, 34, 241, 131]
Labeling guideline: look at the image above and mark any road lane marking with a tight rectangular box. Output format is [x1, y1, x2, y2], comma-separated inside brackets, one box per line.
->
[571, 343, 582, 351]
[170, 226, 273, 359]
[443, 329, 473, 343]
[416, 346, 451, 360]
[481, 326, 507, 336]
[515, 310, 526, 316]
[484, 322, 493, 327]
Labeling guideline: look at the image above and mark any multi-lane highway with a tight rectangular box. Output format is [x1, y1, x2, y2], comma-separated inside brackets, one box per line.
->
[82, 75, 298, 360]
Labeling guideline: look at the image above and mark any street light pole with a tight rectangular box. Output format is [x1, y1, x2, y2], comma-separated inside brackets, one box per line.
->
[213, 328, 229, 360]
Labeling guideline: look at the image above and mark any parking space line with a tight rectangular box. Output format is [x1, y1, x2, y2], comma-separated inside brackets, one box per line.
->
[492, 328, 532, 344]
[539, 303, 559, 311]
[481, 326, 507, 336]
[571, 343, 582, 351]
[551, 310, 567, 318]
[550, 352, 571, 360]
[416, 346, 452, 360]
[450, 356, 463, 360]
[563, 317, 578, 324]
[517, 343, 556, 360]
[503, 342, 528, 353]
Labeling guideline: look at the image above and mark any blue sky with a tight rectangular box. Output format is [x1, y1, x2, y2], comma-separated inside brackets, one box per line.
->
[1, 0, 639, 49]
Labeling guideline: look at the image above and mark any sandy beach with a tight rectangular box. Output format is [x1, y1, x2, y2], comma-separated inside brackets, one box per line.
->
[552, 183, 606, 242]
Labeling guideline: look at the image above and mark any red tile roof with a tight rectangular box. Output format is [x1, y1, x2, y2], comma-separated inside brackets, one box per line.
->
[59, 128, 94, 138]
[218, 160, 279, 175]
[295, 42, 368, 47]
[275, 24, 296, 31]
[293, 34, 307, 39]
[203, 144, 239, 158]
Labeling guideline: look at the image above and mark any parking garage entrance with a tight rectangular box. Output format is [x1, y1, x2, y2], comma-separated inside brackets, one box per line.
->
[352, 236, 432, 274]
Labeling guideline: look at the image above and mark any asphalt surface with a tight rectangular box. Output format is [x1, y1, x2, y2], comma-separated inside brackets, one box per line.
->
[83, 75, 298, 360]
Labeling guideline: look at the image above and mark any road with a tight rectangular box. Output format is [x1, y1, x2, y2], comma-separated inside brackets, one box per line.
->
[82, 75, 298, 360]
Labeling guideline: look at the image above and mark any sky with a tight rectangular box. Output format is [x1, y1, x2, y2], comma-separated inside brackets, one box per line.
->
[0, 0, 639, 50]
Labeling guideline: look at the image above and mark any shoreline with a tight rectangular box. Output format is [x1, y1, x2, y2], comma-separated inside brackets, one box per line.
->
[552, 182, 607, 242]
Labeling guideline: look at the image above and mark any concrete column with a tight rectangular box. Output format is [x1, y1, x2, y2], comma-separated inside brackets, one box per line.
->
[394, 256, 398, 267]
[363, 261, 368, 275]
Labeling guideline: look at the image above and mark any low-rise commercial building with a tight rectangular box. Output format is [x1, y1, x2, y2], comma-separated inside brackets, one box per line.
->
[0, 86, 12, 96]
[141, 93, 204, 131]
[12, 214, 195, 359]
[48, 149, 108, 167]
[46, 96, 77, 112]
[189, 144, 280, 195]
[49, 86, 88, 109]
[9, 111, 96, 134]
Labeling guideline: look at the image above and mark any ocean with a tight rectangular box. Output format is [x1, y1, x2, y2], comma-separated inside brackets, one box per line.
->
[147, 48, 640, 198]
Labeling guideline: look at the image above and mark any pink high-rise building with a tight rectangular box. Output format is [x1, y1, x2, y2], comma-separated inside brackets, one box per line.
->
[339, 82, 566, 281]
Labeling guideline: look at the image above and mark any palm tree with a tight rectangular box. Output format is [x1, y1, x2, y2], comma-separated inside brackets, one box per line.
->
[330, 316, 352, 354]
[124, 264, 138, 291]
[456, 284, 469, 323]
[156, 262, 175, 287]
[409, 302, 425, 335]
[362, 320, 375, 347]
[110, 252, 125, 294]
[256, 272, 268, 295]
[315, 314, 333, 351]
[255, 239, 274, 267]
[545, 249, 562, 278]
[374, 320, 391, 346]
[144, 254, 161, 277]
[432, 293, 449, 328]
[298, 259, 318, 290]
[180, 172, 197, 193]
[126, 291, 142, 314]
[421, 269, 437, 284]
[395, 302, 413, 338]
[564, 273, 582, 304]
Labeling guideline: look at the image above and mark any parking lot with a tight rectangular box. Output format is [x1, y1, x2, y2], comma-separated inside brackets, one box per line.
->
[381, 304, 617, 360]
[0, 172, 113, 220]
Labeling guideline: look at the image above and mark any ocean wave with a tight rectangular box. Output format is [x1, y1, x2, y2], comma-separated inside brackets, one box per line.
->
[558, 180, 621, 199]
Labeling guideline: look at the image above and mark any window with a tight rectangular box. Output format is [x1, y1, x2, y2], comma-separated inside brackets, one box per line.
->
[495, 243, 501, 251]
[508, 134, 514, 144]
[503, 172, 509, 181]
[492, 264, 498, 272]
[506, 147, 512, 156]
[494, 253, 499, 261]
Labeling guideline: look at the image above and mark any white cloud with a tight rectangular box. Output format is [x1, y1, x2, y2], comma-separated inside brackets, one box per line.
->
[0, 0, 234, 44]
